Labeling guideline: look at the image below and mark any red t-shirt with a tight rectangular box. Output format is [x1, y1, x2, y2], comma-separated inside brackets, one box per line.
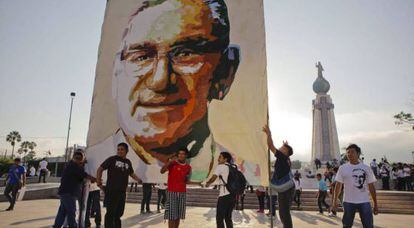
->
[167, 161, 192, 192]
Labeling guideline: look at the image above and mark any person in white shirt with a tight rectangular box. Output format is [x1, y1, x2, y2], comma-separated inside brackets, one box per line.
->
[29, 166, 36, 177]
[205, 152, 235, 228]
[85, 182, 101, 227]
[38, 158, 48, 183]
[293, 175, 302, 210]
[396, 164, 405, 191]
[156, 183, 167, 213]
[333, 144, 378, 228]
[403, 164, 413, 191]
[370, 159, 378, 177]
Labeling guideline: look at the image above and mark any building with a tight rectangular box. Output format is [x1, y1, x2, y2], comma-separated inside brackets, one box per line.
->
[311, 62, 340, 164]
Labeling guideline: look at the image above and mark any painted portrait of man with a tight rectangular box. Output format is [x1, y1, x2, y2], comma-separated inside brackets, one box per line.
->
[86, 0, 268, 184]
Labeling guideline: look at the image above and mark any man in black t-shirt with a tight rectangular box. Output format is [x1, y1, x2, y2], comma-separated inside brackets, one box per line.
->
[263, 125, 294, 228]
[53, 150, 96, 228]
[96, 142, 141, 228]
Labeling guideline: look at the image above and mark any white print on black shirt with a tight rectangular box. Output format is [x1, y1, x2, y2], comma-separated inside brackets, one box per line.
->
[352, 168, 367, 191]
[115, 160, 129, 171]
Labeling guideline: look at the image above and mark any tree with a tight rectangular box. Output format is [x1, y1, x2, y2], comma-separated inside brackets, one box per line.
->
[394, 111, 414, 130]
[28, 141, 37, 154]
[24, 151, 36, 161]
[25, 142, 37, 161]
[19, 141, 31, 159]
[6, 131, 21, 158]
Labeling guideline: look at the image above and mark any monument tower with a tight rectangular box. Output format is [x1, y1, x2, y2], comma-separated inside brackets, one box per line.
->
[311, 62, 340, 163]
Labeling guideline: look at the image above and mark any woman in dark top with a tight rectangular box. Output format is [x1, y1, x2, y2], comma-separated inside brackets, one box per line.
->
[263, 124, 294, 228]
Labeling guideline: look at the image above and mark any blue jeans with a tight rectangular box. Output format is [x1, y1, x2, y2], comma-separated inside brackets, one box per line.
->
[342, 202, 373, 228]
[53, 194, 77, 228]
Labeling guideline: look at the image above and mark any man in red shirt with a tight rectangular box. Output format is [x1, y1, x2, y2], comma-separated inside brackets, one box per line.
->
[161, 148, 197, 228]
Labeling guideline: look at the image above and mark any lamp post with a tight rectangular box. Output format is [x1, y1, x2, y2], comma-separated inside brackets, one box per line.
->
[64, 92, 76, 162]
[412, 151, 414, 164]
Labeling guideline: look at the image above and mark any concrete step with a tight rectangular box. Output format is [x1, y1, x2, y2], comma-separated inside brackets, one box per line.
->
[116, 188, 414, 214]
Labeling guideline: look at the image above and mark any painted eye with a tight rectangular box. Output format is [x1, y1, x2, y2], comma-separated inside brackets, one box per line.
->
[176, 50, 196, 57]
[131, 54, 151, 62]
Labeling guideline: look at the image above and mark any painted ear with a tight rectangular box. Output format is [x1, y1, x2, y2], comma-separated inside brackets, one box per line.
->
[208, 44, 241, 101]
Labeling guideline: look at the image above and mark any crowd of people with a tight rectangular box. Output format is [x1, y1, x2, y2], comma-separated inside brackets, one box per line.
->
[314, 155, 414, 192]
[4, 129, 411, 228]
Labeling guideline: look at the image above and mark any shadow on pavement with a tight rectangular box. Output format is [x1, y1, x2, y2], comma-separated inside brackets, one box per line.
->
[291, 211, 338, 225]
[10, 216, 55, 225]
[122, 212, 164, 227]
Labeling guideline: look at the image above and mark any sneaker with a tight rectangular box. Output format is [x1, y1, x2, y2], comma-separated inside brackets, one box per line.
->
[5, 207, 13, 211]
[256, 209, 264, 213]
[328, 212, 336, 217]
[140, 210, 145, 214]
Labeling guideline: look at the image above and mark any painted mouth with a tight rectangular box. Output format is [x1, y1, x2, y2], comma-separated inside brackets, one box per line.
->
[137, 99, 187, 107]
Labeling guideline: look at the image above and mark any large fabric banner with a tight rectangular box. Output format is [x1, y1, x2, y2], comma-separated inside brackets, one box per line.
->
[86, 0, 269, 186]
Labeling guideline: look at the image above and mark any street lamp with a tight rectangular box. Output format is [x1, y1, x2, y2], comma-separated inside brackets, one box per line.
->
[64, 92, 76, 162]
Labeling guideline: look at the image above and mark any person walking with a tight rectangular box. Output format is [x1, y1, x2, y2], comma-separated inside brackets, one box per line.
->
[53, 150, 96, 228]
[316, 173, 330, 215]
[161, 148, 197, 228]
[263, 124, 295, 228]
[293, 175, 302, 210]
[4, 158, 26, 211]
[256, 186, 266, 213]
[156, 183, 167, 213]
[38, 158, 48, 183]
[332, 144, 378, 228]
[85, 182, 102, 228]
[205, 151, 236, 228]
[96, 143, 141, 228]
[140, 182, 153, 214]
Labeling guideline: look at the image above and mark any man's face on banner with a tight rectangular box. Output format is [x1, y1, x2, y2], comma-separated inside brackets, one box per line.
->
[114, 0, 230, 159]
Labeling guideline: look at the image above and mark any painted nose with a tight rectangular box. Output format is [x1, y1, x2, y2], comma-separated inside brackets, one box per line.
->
[146, 57, 170, 92]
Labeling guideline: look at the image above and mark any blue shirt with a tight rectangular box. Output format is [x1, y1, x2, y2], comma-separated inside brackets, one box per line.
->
[8, 164, 25, 185]
[318, 179, 328, 191]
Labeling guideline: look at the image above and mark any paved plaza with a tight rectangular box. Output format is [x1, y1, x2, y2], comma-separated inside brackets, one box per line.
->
[1, 199, 414, 227]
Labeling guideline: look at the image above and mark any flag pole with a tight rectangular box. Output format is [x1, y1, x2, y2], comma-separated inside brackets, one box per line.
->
[267, 147, 274, 227]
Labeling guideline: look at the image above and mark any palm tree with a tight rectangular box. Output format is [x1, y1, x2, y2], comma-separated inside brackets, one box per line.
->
[20, 141, 30, 158]
[26, 141, 37, 161]
[6, 131, 22, 158]
[28, 141, 37, 153]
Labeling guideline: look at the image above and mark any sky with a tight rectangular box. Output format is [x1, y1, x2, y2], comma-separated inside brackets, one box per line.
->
[0, 0, 413, 163]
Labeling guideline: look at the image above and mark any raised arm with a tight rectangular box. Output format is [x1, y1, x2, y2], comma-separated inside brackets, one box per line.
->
[263, 124, 277, 154]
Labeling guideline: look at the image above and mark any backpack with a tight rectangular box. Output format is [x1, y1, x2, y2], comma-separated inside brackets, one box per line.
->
[219, 164, 247, 195]
[270, 172, 295, 193]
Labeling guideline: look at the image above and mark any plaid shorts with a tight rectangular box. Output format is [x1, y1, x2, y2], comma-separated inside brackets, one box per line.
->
[164, 191, 187, 220]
